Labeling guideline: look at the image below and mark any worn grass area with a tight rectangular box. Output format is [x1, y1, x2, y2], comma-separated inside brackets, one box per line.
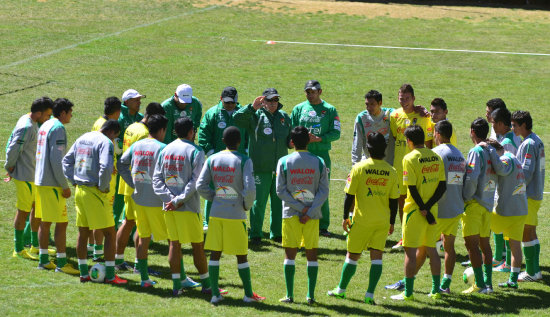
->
[0, 0, 549, 315]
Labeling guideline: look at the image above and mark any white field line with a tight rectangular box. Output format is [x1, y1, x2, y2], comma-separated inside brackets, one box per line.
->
[0, 6, 219, 70]
[253, 40, 550, 57]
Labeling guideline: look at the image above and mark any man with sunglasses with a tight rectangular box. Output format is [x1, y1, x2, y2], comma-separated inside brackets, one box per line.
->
[198, 87, 248, 229]
[234, 88, 292, 244]
[290, 80, 340, 237]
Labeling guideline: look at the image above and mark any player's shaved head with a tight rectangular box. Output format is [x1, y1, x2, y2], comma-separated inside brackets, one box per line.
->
[104, 97, 122, 116]
[222, 126, 241, 150]
[366, 132, 386, 159]
[291, 126, 310, 150]
[435, 120, 453, 141]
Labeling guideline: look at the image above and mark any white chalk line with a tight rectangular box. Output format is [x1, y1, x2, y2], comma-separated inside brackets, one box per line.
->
[253, 40, 550, 57]
[0, 6, 219, 70]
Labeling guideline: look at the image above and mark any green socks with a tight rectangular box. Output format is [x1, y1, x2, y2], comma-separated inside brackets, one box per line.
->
[284, 259, 295, 298]
[94, 244, 104, 258]
[534, 240, 541, 274]
[78, 259, 88, 277]
[115, 254, 124, 265]
[138, 258, 149, 281]
[493, 233, 504, 261]
[57, 253, 67, 268]
[473, 266, 485, 288]
[510, 267, 520, 283]
[367, 261, 382, 294]
[307, 261, 319, 300]
[431, 275, 441, 294]
[483, 264, 492, 286]
[338, 258, 357, 290]
[105, 261, 115, 280]
[39, 251, 49, 265]
[209, 261, 220, 296]
[200, 273, 211, 289]
[404, 277, 415, 297]
[14, 229, 24, 252]
[523, 242, 536, 276]
[31, 231, 39, 248]
[172, 273, 182, 290]
[440, 274, 452, 289]
[238, 262, 254, 298]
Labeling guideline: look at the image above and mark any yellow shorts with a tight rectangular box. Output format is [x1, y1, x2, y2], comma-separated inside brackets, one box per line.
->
[205, 217, 248, 255]
[491, 212, 526, 242]
[75, 185, 114, 230]
[36, 186, 67, 223]
[123, 195, 137, 221]
[107, 176, 116, 207]
[525, 199, 542, 226]
[282, 216, 319, 249]
[135, 204, 167, 240]
[347, 221, 388, 252]
[402, 209, 440, 248]
[164, 211, 202, 244]
[439, 215, 461, 237]
[14, 179, 35, 212]
[461, 201, 491, 238]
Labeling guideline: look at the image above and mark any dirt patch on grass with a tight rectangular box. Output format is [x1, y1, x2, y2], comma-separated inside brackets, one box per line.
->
[193, 0, 550, 22]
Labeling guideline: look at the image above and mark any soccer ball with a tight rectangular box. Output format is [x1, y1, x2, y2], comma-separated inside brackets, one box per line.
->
[90, 263, 106, 283]
[436, 240, 445, 257]
[463, 267, 475, 285]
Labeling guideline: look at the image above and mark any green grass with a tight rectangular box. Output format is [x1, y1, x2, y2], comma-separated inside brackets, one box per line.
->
[1, 1, 550, 315]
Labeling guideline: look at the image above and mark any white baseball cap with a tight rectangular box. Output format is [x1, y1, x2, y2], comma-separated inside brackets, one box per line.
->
[176, 84, 193, 104]
[122, 89, 145, 102]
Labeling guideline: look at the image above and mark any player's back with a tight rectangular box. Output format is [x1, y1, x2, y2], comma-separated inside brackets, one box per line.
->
[35, 118, 67, 187]
[463, 145, 497, 211]
[517, 133, 545, 200]
[5, 113, 38, 182]
[494, 153, 527, 216]
[126, 138, 165, 207]
[433, 143, 465, 219]
[67, 131, 113, 187]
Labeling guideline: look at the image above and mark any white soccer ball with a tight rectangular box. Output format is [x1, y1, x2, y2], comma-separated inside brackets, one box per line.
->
[463, 267, 475, 285]
[90, 263, 106, 283]
[436, 240, 445, 257]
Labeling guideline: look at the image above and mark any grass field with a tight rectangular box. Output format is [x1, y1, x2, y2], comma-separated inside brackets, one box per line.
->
[1, 0, 550, 315]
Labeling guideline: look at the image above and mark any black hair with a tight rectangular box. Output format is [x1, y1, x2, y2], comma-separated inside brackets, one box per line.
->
[100, 119, 121, 135]
[404, 125, 424, 146]
[471, 117, 489, 140]
[147, 114, 168, 135]
[486, 98, 506, 111]
[431, 98, 447, 111]
[399, 83, 414, 97]
[222, 126, 241, 149]
[31, 96, 54, 113]
[491, 108, 511, 127]
[174, 117, 194, 139]
[366, 132, 386, 159]
[104, 97, 122, 116]
[364, 90, 382, 103]
[52, 98, 74, 118]
[511, 110, 533, 130]
[435, 120, 453, 140]
[290, 126, 310, 150]
[145, 102, 166, 117]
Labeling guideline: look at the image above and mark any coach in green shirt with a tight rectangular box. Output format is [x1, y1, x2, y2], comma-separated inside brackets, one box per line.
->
[198, 86, 248, 227]
[234, 88, 292, 244]
[290, 80, 340, 236]
[161, 84, 203, 144]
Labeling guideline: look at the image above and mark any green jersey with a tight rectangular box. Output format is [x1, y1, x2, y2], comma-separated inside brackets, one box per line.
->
[117, 104, 143, 148]
[234, 103, 292, 173]
[198, 101, 248, 156]
[161, 96, 203, 144]
[290, 100, 341, 153]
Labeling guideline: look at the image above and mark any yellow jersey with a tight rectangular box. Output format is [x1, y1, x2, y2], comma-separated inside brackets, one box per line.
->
[402, 147, 446, 214]
[345, 158, 400, 226]
[118, 121, 149, 195]
[427, 119, 458, 147]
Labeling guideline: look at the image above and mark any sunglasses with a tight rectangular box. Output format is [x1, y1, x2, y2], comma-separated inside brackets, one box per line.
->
[265, 98, 279, 103]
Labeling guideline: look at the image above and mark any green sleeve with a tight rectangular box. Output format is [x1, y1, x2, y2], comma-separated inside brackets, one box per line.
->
[320, 107, 341, 143]
[233, 104, 256, 133]
[290, 105, 300, 127]
[198, 112, 214, 154]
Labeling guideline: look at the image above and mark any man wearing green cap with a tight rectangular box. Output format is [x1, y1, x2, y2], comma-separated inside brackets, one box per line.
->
[234, 88, 292, 244]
